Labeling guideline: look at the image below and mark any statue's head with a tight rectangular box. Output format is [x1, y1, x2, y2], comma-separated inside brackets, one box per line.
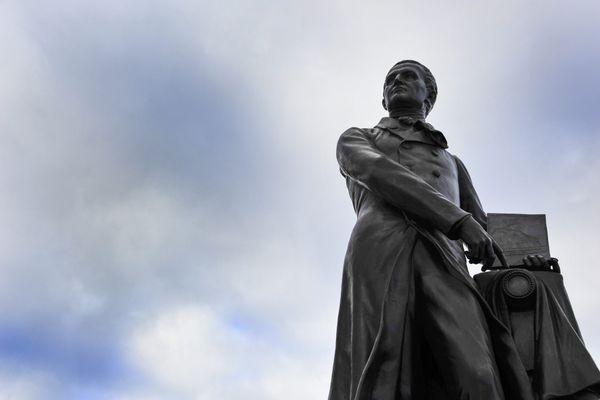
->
[382, 60, 437, 116]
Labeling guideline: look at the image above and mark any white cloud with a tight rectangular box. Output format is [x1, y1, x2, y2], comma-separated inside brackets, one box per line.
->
[0, 366, 59, 400]
[126, 303, 331, 399]
[128, 305, 238, 398]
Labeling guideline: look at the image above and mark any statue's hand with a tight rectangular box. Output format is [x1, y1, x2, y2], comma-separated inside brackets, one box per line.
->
[522, 255, 559, 270]
[459, 216, 508, 269]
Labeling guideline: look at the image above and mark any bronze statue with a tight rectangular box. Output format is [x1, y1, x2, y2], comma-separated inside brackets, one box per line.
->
[329, 60, 600, 400]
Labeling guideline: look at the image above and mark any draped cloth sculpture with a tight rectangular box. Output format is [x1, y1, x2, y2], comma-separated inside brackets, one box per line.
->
[475, 268, 600, 399]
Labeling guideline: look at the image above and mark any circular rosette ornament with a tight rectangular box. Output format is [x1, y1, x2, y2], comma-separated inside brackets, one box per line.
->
[502, 269, 536, 309]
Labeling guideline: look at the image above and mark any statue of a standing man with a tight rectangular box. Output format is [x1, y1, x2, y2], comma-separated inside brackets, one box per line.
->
[329, 60, 534, 400]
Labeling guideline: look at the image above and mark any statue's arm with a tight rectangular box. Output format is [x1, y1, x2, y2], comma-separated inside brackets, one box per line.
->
[337, 127, 470, 237]
[453, 155, 487, 230]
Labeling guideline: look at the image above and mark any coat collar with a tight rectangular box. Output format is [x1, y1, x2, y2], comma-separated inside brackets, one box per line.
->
[374, 116, 448, 149]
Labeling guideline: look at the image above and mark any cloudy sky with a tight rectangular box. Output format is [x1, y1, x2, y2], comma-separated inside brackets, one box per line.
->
[0, 1, 599, 399]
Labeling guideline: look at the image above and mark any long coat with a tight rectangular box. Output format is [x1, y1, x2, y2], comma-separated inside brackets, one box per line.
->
[329, 117, 534, 400]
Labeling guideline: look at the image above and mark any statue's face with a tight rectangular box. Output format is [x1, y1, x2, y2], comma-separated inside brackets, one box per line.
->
[382, 64, 429, 112]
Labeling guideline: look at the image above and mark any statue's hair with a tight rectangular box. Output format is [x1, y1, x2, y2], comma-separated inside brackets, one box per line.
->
[384, 60, 438, 115]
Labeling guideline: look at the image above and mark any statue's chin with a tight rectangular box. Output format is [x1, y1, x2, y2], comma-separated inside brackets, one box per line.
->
[387, 94, 423, 109]
[388, 103, 425, 115]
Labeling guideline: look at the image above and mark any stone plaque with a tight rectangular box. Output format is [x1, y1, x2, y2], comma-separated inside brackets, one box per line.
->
[487, 213, 550, 268]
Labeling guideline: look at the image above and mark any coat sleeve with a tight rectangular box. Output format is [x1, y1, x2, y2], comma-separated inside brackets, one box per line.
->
[337, 127, 470, 236]
[453, 155, 488, 230]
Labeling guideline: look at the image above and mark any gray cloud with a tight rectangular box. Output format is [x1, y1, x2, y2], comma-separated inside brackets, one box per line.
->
[0, 0, 599, 398]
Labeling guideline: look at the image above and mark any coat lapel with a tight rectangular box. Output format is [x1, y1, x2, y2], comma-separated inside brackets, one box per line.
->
[375, 117, 448, 149]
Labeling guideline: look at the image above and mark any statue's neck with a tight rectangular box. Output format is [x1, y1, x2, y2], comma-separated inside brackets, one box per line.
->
[388, 105, 426, 121]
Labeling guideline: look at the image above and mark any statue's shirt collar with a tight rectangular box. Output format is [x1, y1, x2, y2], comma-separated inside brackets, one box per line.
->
[375, 116, 448, 149]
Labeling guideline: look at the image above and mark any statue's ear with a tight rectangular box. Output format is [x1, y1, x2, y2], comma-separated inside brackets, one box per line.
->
[423, 100, 430, 115]
[382, 98, 387, 110]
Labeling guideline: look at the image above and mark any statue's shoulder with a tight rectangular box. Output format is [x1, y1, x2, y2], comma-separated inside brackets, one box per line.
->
[341, 117, 396, 137]
[450, 154, 477, 179]
[340, 125, 380, 140]
[341, 125, 376, 133]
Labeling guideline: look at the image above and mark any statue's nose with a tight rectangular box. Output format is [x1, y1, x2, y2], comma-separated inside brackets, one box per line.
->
[394, 75, 406, 85]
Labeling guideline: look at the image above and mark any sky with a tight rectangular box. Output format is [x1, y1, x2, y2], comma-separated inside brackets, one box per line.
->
[0, 1, 599, 399]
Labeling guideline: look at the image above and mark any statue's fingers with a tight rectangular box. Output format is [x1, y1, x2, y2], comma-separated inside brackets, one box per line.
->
[536, 254, 549, 267]
[492, 241, 508, 269]
[549, 257, 561, 272]
[475, 243, 485, 264]
[467, 248, 482, 264]
[482, 241, 495, 269]
[468, 255, 482, 264]
[526, 254, 542, 267]
[523, 256, 532, 267]
[530, 254, 542, 267]
[467, 246, 478, 263]
[482, 255, 495, 269]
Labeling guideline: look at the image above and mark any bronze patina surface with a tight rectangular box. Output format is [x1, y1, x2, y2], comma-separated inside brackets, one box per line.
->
[329, 61, 600, 400]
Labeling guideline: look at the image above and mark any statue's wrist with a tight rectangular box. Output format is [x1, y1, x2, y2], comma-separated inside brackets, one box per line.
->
[447, 214, 474, 240]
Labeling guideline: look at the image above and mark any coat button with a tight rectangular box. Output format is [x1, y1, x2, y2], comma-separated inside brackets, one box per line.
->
[405, 163, 415, 171]
[401, 142, 412, 150]
[432, 170, 441, 178]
